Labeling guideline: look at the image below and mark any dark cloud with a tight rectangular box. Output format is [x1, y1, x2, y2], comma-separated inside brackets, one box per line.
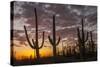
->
[12, 1, 97, 45]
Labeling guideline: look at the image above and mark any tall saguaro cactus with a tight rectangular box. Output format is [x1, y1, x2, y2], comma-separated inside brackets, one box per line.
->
[77, 17, 88, 58]
[48, 15, 61, 57]
[24, 8, 45, 59]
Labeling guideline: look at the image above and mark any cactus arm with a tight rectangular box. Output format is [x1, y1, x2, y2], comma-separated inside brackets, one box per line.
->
[90, 31, 92, 40]
[90, 31, 94, 44]
[48, 36, 54, 45]
[39, 31, 45, 49]
[32, 39, 36, 45]
[56, 36, 61, 46]
[24, 25, 35, 49]
[90, 31, 93, 42]
[32, 39, 36, 48]
[81, 19, 84, 42]
[77, 27, 82, 42]
[84, 32, 88, 42]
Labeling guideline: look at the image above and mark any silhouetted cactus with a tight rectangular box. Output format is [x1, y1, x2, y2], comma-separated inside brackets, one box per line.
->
[24, 8, 45, 59]
[89, 31, 95, 53]
[77, 17, 89, 58]
[48, 15, 61, 57]
[72, 46, 76, 55]
[61, 41, 66, 56]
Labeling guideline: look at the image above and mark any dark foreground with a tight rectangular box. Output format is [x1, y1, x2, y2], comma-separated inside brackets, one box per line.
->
[11, 52, 97, 66]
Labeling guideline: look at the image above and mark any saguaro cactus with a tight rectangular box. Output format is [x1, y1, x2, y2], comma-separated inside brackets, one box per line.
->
[77, 17, 88, 58]
[89, 31, 95, 53]
[24, 8, 45, 59]
[48, 15, 61, 57]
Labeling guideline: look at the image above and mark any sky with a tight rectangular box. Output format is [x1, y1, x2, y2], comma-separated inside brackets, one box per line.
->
[11, 1, 97, 59]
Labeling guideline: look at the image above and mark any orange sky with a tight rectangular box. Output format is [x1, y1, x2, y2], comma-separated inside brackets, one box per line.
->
[12, 38, 77, 60]
[13, 40, 53, 60]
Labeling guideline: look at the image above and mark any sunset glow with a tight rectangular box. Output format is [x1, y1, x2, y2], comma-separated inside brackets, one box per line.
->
[13, 40, 54, 60]
[11, 1, 97, 66]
